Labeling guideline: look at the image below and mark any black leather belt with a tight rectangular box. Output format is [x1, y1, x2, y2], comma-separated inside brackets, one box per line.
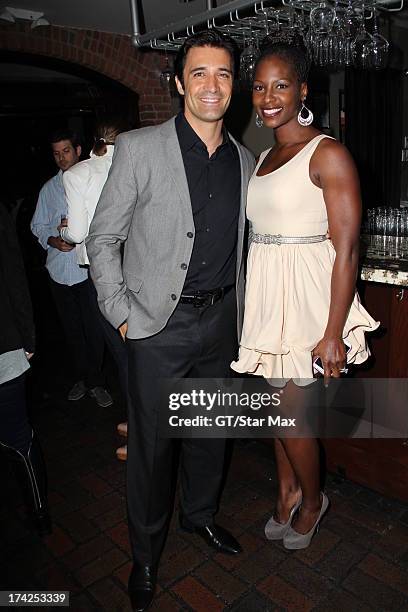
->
[180, 285, 234, 307]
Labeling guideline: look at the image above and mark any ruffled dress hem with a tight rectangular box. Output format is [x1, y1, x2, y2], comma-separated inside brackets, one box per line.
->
[231, 319, 380, 386]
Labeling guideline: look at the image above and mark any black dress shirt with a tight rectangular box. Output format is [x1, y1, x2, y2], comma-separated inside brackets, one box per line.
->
[175, 113, 241, 292]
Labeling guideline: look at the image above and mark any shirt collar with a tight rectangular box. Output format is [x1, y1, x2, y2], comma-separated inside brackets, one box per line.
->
[175, 112, 231, 154]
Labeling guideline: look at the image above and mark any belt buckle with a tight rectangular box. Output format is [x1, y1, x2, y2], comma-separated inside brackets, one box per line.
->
[210, 288, 224, 306]
[194, 291, 217, 308]
[207, 292, 218, 307]
[193, 293, 209, 308]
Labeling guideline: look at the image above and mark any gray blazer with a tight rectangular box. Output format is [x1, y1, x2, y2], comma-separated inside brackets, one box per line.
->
[86, 116, 255, 340]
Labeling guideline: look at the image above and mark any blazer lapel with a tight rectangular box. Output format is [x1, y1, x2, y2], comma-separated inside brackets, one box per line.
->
[159, 119, 193, 221]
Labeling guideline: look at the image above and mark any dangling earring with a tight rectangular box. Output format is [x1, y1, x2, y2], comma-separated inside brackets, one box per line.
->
[298, 100, 313, 127]
[255, 113, 264, 128]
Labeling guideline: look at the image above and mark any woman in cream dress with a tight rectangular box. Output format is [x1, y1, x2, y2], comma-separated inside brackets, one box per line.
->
[231, 34, 379, 549]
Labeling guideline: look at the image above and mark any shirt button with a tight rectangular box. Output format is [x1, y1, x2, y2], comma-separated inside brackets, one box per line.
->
[201, 261, 206, 266]
[187, 232, 194, 238]
[206, 227, 210, 232]
[209, 193, 212, 199]
[171, 294, 177, 301]
[180, 263, 187, 270]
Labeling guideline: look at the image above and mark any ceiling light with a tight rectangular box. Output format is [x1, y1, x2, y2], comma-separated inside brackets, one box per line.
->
[31, 17, 50, 29]
[0, 8, 16, 23]
[2, 6, 50, 26]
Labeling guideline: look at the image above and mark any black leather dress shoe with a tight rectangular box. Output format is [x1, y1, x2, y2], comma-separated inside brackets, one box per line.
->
[128, 563, 157, 612]
[180, 517, 242, 555]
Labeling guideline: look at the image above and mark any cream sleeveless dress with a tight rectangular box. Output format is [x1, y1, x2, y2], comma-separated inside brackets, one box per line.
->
[231, 135, 379, 385]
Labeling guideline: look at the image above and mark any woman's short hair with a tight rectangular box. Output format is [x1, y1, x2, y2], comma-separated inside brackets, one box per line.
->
[174, 29, 238, 86]
[256, 32, 311, 83]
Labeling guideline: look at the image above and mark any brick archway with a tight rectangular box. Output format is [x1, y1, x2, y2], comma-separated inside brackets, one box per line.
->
[0, 23, 174, 126]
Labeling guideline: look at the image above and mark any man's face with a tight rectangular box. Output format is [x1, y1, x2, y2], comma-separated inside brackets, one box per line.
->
[52, 140, 81, 172]
[175, 45, 234, 127]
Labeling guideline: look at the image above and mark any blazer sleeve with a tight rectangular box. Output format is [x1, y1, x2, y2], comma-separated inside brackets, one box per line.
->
[0, 205, 35, 353]
[86, 133, 138, 328]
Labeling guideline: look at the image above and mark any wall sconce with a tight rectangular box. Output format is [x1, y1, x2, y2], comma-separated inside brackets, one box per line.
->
[0, 6, 50, 28]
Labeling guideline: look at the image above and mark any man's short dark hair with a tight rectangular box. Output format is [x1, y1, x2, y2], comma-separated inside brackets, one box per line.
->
[49, 128, 81, 149]
[174, 29, 238, 87]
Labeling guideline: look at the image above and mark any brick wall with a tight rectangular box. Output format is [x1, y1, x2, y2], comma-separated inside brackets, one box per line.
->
[0, 23, 174, 126]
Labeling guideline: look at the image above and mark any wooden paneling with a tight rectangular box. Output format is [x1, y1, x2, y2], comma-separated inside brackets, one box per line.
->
[323, 282, 408, 501]
[389, 287, 408, 376]
[322, 438, 408, 502]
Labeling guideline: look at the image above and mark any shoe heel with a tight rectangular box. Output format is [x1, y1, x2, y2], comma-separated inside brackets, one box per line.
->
[265, 495, 302, 541]
[282, 492, 329, 550]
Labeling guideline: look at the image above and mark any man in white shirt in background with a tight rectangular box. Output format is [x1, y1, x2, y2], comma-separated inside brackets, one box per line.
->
[31, 128, 113, 408]
[59, 121, 128, 457]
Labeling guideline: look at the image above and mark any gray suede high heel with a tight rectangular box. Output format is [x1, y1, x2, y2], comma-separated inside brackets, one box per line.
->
[283, 491, 329, 550]
[265, 495, 302, 540]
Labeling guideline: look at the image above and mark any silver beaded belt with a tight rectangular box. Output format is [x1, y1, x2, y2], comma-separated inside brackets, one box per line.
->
[252, 233, 327, 246]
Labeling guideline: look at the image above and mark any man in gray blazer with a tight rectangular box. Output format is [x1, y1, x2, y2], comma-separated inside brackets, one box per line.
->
[87, 29, 254, 612]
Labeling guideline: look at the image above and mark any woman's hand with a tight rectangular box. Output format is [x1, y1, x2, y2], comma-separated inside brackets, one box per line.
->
[312, 337, 346, 385]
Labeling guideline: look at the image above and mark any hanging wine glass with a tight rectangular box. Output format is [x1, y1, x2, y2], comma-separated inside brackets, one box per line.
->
[295, 2, 308, 36]
[239, 26, 259, 91]
[159, 52, 173, 91]
[310, 1, 336, 35]
[262, 7, 280, 36]
[313, 34, 328, 66]
[369, 8, 389, 70]
[351, 2, 373, 69]
[232, 0, 387, 72]
[352, 26, 373, 68]
[275, 0, 297, 33]
[327, 0, 345, 67]
[340, 0, 357, 66]
[326, 31, 340, 65]
[298, 2, 314, 56]
[310, 1, 336, 67]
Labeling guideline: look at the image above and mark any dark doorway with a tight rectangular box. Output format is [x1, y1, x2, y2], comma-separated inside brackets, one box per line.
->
[0, 51, 139, 203]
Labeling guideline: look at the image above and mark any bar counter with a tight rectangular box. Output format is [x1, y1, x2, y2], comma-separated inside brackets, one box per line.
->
[321, 248, 408, 503]
[361, 254, 408, 287]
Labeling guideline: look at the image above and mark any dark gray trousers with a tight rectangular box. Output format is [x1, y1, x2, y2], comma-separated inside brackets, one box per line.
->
[126, 289, 237, 565]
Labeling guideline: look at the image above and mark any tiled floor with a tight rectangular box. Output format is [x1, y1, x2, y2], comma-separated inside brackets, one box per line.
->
[1, 377, 408, 611]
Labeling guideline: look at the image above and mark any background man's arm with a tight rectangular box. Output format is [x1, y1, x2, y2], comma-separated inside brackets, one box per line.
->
[30, 186, 55, 250]
[31, 181, 75, 252]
